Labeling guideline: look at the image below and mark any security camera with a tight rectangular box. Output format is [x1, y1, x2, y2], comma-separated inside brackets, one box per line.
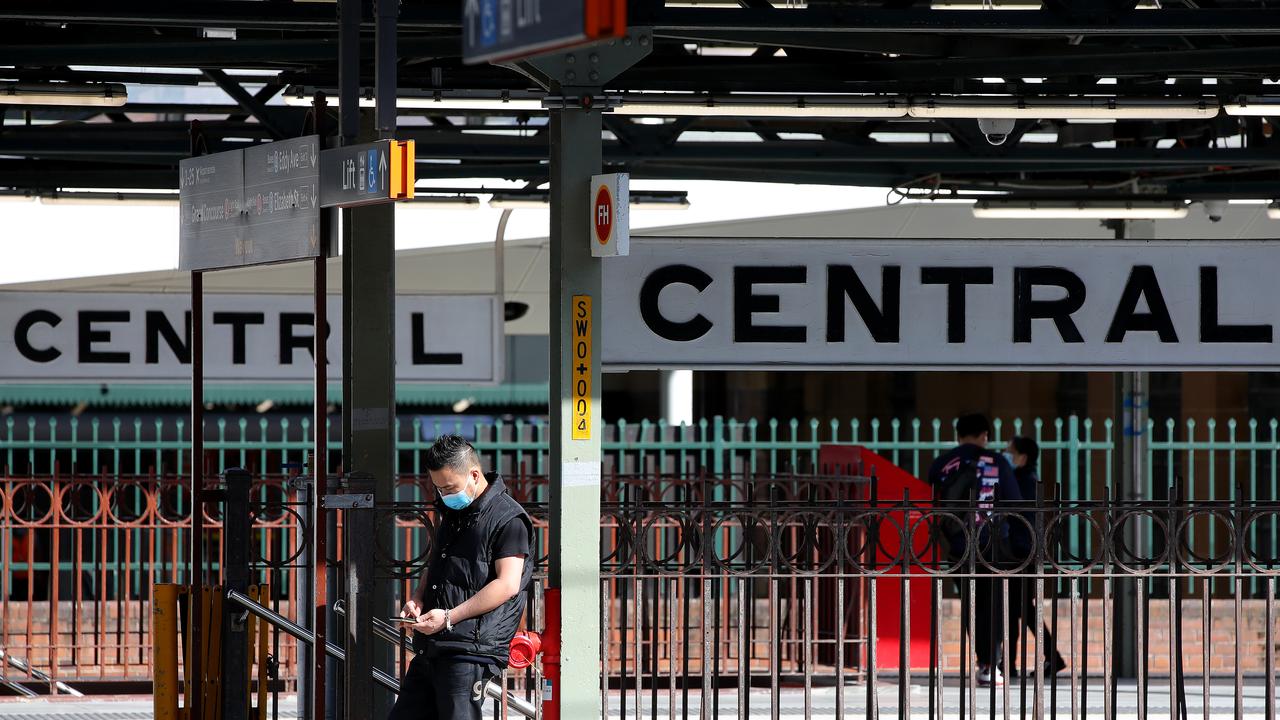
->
[977, 118, 1017, 146]
[1202, 200, 1227, 223]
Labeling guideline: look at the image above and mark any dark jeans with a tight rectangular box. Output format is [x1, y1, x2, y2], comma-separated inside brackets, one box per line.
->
[388, 655, 489, 720]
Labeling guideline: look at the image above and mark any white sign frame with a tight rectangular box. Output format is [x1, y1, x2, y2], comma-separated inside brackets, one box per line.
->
[602, 237, 1280, 371]
[0, 292, 504, 384]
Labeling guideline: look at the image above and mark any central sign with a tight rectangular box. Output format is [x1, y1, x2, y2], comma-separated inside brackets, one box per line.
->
[602, 238, 1280, 371]
[0, 292, 502, 384]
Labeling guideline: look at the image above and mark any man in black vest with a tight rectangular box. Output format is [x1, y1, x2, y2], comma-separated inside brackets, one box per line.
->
[389, 435, 534, 720]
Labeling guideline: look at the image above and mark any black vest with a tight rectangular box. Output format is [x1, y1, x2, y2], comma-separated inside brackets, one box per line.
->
[415, 473, 534, 665]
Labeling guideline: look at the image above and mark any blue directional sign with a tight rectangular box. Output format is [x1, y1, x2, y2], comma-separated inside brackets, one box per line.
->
[318, 140, 415, 209]
[462, 0, 626, 65]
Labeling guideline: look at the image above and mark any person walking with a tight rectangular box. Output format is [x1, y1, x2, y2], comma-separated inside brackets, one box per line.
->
[1004, 435, 1067, 677]
[928, 413, 1023, 686]
[389, 435, 534, 720]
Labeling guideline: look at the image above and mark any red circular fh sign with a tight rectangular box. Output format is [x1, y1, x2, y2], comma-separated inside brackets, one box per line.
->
[594, 185, 613, 245]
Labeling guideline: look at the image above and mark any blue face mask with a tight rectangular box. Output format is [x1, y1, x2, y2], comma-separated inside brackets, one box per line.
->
[1003, 452, 1017, 467]
[439, 478, 475, 510]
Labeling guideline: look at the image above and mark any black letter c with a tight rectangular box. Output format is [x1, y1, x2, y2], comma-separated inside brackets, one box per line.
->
[15, 310, 62, 363]
[639, 265, 714, 342]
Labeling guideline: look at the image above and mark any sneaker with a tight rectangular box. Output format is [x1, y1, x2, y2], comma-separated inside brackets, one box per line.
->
[978, 665, 1004, 686]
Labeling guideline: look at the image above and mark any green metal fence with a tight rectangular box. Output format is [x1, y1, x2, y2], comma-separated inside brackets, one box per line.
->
[5, 412, 1277, 502]
[2, 412, 1278, 600]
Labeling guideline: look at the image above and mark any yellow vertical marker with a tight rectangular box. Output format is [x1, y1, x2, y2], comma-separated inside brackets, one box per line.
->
[152, 584, 181, 720]
[571, 295, 593, 440]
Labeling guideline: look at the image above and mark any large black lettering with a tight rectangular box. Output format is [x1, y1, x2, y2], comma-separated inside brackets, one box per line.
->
[1105, 265, 1178, 343]
[734, 266, 808, 343]
[78, 311, 130, 364]
[1013, 267, 1086, 343]
[639, 264, 714, 342]
[279, 313, 317, 364]
[14, 310, 62, 363]
[826, 265, 900, 343]
[1200, 266, 1272, 343]
[145, 311, 192, 364]
[411, 313, 463, 365]
[920, 267, 994, 343]
[212, 312, 266, 365]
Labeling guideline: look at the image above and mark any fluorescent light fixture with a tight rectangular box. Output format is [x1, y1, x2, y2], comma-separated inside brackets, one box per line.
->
[973, 199, 1190, 220]
[39, 191, 178, 206]
[489, 190, 690, 210]
[1267, 202, 1280, 219]
[910, 97, 1218, 120]
[406, 195, 481, 209]
[611, 93, 908, 118]
[488, 194, 554, 210]
[452, 398, 475, 413]
[0, 83, 127, 107]
[282, 86, 544, 112]
[930, 1, 1043, 8]
[256, 399, 275, 414]
[1224, 97, 1280, 117]
[631, 195, 692, 211]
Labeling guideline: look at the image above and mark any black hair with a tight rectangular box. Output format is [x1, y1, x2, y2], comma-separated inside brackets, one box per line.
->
[1011, 435, 1040, 468]
[425, 434, 482, 473]
[955, 413, 991, 440]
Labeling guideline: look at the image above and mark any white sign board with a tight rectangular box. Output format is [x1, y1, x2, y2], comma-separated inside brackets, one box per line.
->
[591, 172, 629, 257]
[0, 292, 502, 384]
[602, 238, 1280, 370]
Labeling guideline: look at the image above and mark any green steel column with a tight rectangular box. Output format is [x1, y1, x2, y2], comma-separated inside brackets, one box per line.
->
[548, 100, 604, 717]
[1111, 218, 1152, 680]
[514, 33, 651, 717]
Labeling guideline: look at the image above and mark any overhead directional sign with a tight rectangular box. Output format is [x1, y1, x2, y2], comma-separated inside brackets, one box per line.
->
[180, 135, 324, 272]
[179, 148, 247, 271]
[462, 0, 627, 65]
[243, 136, 321, 263]
[318, 139, 415, 209]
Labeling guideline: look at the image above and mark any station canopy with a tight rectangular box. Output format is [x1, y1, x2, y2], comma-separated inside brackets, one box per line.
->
[1, 1, 1280, 206]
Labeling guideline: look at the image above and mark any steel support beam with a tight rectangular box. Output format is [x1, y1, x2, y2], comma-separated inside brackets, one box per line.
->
[203, 69, 288, 139]
[339, 1, 396, 716]
[516, 31, 652, 718]
[1111, 219, 1152, 680]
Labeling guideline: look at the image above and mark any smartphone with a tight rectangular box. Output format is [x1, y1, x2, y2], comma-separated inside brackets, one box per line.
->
[388, 617, 418, 624]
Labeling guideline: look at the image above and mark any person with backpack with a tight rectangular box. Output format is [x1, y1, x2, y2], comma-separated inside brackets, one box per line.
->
[927, 413, 1023, 686]
[1004, 436, 1067, 678]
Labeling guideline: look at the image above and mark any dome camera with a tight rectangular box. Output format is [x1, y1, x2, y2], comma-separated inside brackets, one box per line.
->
[977, 118, 1017, 146]
[1202, 200, 1227, 223]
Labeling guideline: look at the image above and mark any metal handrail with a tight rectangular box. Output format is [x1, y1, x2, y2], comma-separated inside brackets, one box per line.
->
[331, 600, 538, 719]
[0, 649, 82, 696]
[227, 590, 536, 718]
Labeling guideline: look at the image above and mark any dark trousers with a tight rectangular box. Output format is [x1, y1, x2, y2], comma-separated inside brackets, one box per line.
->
[1009, 568, 1064, 670]
[388, 655, 489, 720]
[973, 571, 1006, 666]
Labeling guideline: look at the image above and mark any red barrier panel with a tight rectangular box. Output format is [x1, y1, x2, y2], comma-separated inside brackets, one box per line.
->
[819, 445, 934, 671]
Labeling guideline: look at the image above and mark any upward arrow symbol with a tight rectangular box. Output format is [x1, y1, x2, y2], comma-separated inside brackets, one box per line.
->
[464, 0, 480, 47]
[379, 151, 388, 184]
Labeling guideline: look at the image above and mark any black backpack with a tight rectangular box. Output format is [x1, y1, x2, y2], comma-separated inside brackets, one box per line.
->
[934, 455, 991, 546]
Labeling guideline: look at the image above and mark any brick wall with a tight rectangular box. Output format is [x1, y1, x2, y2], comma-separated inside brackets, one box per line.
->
[935, 598, 1278, 674]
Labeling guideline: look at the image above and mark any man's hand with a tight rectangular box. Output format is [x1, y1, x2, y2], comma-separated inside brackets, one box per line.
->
[411, 608, 448, 636]
[400, 596, 424, 620]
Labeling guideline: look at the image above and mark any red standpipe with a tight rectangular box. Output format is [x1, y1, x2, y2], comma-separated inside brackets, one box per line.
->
[505, 589, 560, 719]
[541, 588, 561, 720]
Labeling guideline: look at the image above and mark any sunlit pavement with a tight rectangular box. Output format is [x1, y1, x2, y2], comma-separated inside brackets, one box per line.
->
[2, 682, 1278, 720]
